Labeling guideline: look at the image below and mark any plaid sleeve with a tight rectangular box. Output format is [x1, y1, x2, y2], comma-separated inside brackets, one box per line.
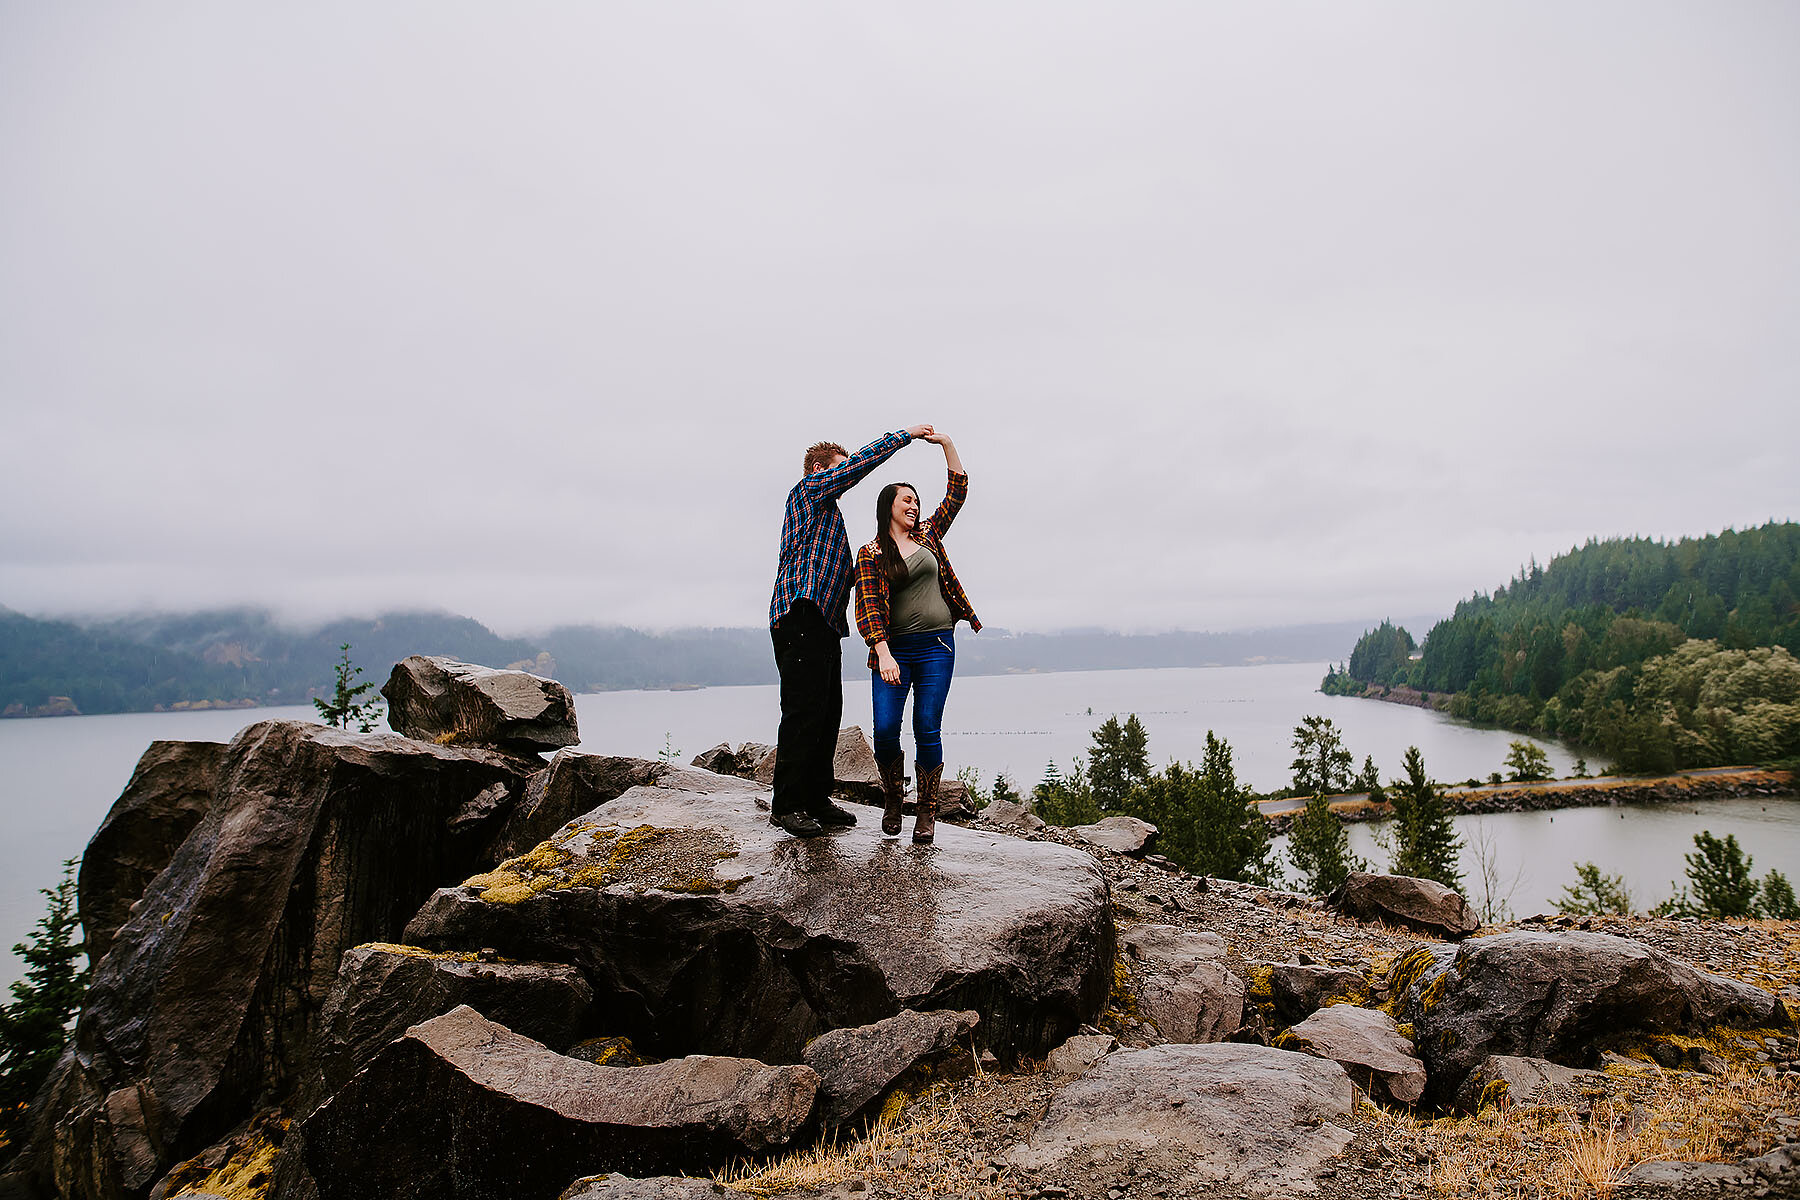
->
[927, 470, 968, 536]
[854, 544, 891, 648]
[801, 430, 909, 504]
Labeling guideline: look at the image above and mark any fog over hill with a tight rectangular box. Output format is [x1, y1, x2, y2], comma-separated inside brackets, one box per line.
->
[0, 606, 1438, 717]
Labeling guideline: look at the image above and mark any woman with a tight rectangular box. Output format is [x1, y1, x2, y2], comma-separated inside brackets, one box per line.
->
[853, 432, 981, 843]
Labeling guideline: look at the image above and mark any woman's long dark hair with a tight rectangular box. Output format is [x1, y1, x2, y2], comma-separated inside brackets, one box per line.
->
[874, 482, 919, 587]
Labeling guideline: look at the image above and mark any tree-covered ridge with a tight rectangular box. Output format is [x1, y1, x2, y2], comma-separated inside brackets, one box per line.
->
[1326, 522, 1800, 770]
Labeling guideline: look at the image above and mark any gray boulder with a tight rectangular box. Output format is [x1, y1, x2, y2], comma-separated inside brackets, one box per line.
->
[1072, 815, 1158, 855]
[300, 1007, 816, 1199]
[1455, 1054, 1605, 1111]
[1329, 872, 1479, 940]
[383, 656, 579, 752]
[1120, 925, 1242, 1045]
[748, 728, 880, 801]
[312, 944, 593, 1097]
[404, 768, 1114, 1064]
[1045, 1033, 1117, 1076]
[1392, 930, 1789, 1103]
[1280, 1005, 1426, 1105]
[48, 721, 538, 1199]
[802, 1009, 979, 1129]
[982, 797, 1045, 832]
[1009, 1043, 1356, 1196]
[1265, 963, 1367, 1025]
[78, 740, 224, 963]
[560, 1179, 726, 1200]
[488, 751, 667, 860]
[688, 744, 742, 775]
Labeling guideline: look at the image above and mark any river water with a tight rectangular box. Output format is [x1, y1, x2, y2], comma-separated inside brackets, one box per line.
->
[2, 662, 1794, 985]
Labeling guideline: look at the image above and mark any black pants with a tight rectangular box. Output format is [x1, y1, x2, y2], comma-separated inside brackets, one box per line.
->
[771, 600, 842, 817]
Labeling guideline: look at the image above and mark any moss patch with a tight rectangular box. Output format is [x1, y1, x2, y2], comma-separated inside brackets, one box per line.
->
[162, 1113, 286, 1199]
[463, 823, 746, 904]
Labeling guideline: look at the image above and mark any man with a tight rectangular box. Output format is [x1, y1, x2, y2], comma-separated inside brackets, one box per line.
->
[769, 425, 933, 836]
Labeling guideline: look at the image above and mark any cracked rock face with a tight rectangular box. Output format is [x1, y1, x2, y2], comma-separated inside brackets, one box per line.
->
[382, 655, 579, 752]
[1008, 1042, 1357, 1196]
[1393, 930, 1789, 1103]
[404, 767, 1115, 1064]
[1119, 925, 1242, 1045]
[300, 1006, 816, 1199]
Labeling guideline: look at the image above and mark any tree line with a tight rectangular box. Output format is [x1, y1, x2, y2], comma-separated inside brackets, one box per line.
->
[1324, 522, 1800, 771]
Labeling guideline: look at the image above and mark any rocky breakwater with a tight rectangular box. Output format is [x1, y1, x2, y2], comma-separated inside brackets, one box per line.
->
[2, 657, 1119, 1200]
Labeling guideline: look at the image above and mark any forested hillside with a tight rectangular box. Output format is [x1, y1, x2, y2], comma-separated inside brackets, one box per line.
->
[1324, 522, 1800, 771]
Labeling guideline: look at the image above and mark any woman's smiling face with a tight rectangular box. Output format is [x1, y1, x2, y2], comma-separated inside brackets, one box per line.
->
[890, 486, 920, 531]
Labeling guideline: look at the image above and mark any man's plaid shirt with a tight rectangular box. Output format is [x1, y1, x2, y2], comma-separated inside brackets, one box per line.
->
[853, 469, 982, 670]
[769, 430, 910, 636]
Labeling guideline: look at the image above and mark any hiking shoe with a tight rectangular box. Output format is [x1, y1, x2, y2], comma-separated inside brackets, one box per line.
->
[770, 810, 825, 838]
[810, 800, 859, 829]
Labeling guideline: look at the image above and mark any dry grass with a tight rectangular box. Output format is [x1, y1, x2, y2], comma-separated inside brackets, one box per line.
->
[712, 1088, 1008, 1199]
[1357, 1051, 1800, 1200]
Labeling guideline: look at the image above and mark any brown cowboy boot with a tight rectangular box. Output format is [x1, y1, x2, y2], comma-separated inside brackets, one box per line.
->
[878, 756, 906, 836]
[913, 762, 943, 845]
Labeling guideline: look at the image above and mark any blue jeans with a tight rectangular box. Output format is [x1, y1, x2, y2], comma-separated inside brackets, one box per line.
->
[871, 628, 955, 772]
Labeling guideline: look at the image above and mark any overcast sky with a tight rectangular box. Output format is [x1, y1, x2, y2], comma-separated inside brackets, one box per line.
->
[2, 2, 1796, 637]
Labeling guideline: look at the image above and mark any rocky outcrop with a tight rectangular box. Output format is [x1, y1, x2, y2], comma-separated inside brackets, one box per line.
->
[1391, 930, 1789, 1103]
[382, 656, 579, 752]
[981, 797, 1045, 832]
[1118, 925, 1242, 1045]
[300, 1007, 816, 1199]
[488, 752, 668, 861]
[312, 945, 593, 1097]
[560, 1179, 727, 1200]
[46, 721, 538, 1200]
[801, 1009, 979, 1129]
[1265, 962, 1367, 1025]
[405, 766, 1115, 1064]
[1455, 1054, 1605, 1111]
[1008, 1043, 1356, 1196]
[1329, 872, 1479, 940]
[745, 727, 882, 801]
[1280, 1005, 1426, 1105]
[78, 740, 224, 963]
[1072, 815, 1158, 856]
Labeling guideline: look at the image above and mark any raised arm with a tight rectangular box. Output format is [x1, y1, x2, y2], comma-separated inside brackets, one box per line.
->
[801, 424, 933, 504]
[923, 433, 967, 534]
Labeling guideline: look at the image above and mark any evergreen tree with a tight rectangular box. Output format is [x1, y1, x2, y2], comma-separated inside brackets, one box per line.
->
[1758, 870, 1800, 920]
[1387, 746, 1463, 889]
[1087, 715, 1150, 808]
[313, 643, 384, 732]
[0, 860, 89, 1150]
[1684, 831, 1759, 918]
[1287, 793, 1365, 895]
[1134, 733, 1279, 886]
[1354, 755, 1383, 799]
[1289, 715, 1353, 797]
[1554, 862, 1634, 915]
[1032, 759, 1100, 826]
[991, 774, 1021, 806]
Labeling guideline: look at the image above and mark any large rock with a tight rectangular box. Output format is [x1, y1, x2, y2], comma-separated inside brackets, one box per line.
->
[801, 1009, 979, 1129]
[981, 797, 1045, 833]
[49, 721, 538, 1200]
[561, 1179, 727, 1200]
[1118, 925, 1243, 1045]
[1392, 930, 1789, 1103]
[1045, 1033, 1116, 1076]
[488, 752, 668, 861]
[1265, 962, 1367, 1025]
[78, 740, 225, 963]
[747, 728, 881, 801]
[1455, 1054, 1605, 1112]
[383, 656, 578, 752]
[405, 765, 1114, 1064]
[300, 1007, 816, 1199]
[1280, 1005, 1426, 1105]
[1072, 815, 1158, 856]
[312, 944, 593, 1097]
[1330, 872, 1479, 940]
[1008, 1043, 1356, 1196]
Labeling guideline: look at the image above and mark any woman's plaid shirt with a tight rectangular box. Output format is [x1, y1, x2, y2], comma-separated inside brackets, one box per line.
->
[769, 430, 910, 636]
[854, 469, 982, 670]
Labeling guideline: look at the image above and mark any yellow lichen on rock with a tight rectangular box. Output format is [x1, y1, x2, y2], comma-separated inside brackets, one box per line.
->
[163, 1114, 287, 1199]
[463, 824, 747, 903]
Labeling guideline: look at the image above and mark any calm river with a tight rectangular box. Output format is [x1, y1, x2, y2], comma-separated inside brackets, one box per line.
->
[2, 662, 1794, 984]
